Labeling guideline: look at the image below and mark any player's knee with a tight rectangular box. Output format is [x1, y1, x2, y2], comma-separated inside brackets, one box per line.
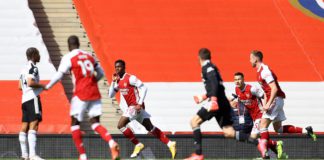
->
[190, 116, 200, 128]
[71, 117, 80, 126]
[250, 133, 258, 139]
[144, 124, 154, 131]
[90, 116, 100, 124]
[223, 131, 233, 138]
[28, 121, 39, 131]
[117, 123, 126, 129]
[223, 127, 235, 138]
[20, 124, 28, 132]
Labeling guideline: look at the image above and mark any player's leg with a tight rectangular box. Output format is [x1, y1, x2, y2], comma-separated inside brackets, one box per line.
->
[118, 115, 144, 158]
[70, 96, 87, 160]
[19, 122, 29, 160]
[258, 117, 272, 158]
[184, 107, 212, 160]
[20, 102, 30, 160]
[90, 116, 120, 160]
[142, 118, 177, 159]
[246, 119, 261, 145]
[88, 99, 120, 160]
[273, 106, 317, 141]
[26, 96, 44, 160]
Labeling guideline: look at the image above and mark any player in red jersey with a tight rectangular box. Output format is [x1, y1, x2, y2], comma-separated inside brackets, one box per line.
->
[250, 50, 316, 158]
[231, 72, 287, 159]
[108, 59, 177, 159]
[45, 36, 120, 160]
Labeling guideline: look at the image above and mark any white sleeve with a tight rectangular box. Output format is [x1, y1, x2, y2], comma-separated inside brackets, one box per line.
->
[57, 56, 71, 74]
[261, 67, 274, 84]
[250, 85, 264, 98]
[129, 75, 147, 105]
[108, 82, 119, 98]
[45, 72, 64, 89]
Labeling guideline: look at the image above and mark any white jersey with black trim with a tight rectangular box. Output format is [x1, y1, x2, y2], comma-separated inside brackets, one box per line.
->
[19, 61, 42, 103]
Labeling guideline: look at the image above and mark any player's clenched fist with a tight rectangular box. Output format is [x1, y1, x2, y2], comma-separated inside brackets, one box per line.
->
[112, 73, 120, 82]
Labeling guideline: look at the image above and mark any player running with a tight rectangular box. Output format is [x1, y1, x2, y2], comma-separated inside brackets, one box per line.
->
[250, 50, 316, 158]
[18, 47, 46, 160]
[108, 59, 177, 159]
[230, 72, 287, 159]
[185, 48, 253, 160]
[45, 35, 120, 160]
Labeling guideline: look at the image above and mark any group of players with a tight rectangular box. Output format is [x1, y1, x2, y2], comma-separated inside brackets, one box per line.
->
[18, 35, 316, 160]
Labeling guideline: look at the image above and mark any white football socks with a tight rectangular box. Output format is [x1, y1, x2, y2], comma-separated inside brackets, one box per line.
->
[28, 130, 37, 157]
[19, 132, 28, 158]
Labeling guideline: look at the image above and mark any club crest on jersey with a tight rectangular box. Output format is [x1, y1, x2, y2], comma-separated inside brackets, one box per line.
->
[246, 93, 250, 98]
[124, 82, 127, 87]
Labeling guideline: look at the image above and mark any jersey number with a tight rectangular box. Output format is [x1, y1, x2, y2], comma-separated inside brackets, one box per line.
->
[77, 60, 94, 77]
[19, 75, 27, 89]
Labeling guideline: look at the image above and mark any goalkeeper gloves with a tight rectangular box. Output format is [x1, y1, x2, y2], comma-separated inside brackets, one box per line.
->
[208, 96, 219, 112]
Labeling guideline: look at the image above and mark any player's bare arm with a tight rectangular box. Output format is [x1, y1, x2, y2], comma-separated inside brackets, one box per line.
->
[27, 77, 45, 89]
[263, 81, 278, 111]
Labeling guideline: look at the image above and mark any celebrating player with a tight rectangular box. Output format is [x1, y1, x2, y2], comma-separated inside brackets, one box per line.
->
[108, 59, 177, 159]
[45, 35, 120, 160]
[18, 47, 46, 160]
[250, 50, 316, 158]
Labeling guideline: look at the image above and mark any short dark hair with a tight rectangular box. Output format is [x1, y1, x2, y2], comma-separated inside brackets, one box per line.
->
[234, 72, 244, 78]
[26, 47, 39, 60]
[251, 50, 263, 61]
[115, 59, 126, 67]
[198, 48, 211, 60]
[68, 35, 80, 48]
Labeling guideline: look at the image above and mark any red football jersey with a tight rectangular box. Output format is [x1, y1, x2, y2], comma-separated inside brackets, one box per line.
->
[117, 73, 141, 107]
[58, 49, 101, 100]
[235, 84, 263, 120]
[257, 63, 285, 101]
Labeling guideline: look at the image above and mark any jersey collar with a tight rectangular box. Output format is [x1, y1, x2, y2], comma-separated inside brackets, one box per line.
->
[202, 60, 210, 67]
[28, 60, 36, 66]
[257, 63, 264, 72]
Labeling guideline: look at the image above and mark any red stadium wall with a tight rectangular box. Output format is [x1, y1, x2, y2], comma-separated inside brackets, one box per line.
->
[0, 81, 70, 134]
[73, 0, 324, 82]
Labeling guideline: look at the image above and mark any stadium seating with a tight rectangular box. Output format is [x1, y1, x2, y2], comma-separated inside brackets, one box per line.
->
[0, 0, 70, 133]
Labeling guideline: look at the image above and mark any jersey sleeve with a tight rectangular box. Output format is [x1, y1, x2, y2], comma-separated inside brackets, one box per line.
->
[129, 75, 144, 87]
[205, 66, 219, 97]
[27, 67, 37, 79]
[58, 55, 71, 74]
[129, 75, 147, 105]
[261, 67, 274, 84]
[250, 85, 264, 98]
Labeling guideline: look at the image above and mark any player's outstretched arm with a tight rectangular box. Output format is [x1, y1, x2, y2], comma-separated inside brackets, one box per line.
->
[45, 71, 64, 90]
[27, 77, 45, 89]
[193, 94, 207, 104]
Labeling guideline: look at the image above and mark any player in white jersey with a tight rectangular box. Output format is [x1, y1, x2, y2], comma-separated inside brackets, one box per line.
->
[45, 36, 119, 160]
[18, 47, 46, 160]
